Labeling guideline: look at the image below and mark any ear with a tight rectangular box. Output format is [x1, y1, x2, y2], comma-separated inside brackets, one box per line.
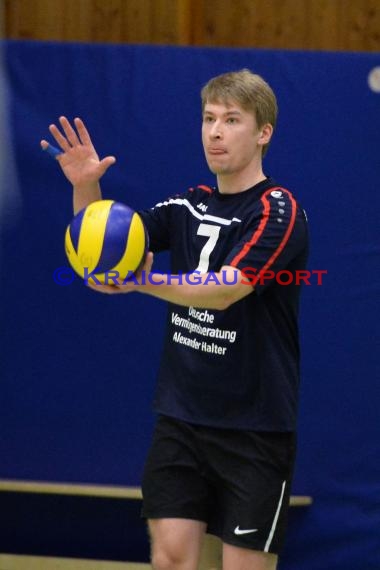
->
[257, 123, 273, 147]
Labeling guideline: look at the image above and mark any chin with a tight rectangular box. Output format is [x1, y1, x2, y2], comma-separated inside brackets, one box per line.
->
[207, 162, 229, 175]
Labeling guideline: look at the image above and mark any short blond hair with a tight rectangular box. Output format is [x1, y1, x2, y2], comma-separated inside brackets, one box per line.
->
[201, 69, 278, 156]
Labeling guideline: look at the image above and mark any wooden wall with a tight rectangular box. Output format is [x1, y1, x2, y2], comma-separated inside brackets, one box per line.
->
[2, 0, 380, 52]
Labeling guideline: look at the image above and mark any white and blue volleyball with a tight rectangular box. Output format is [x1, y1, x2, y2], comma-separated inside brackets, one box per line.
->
[65, 200, 148, 283]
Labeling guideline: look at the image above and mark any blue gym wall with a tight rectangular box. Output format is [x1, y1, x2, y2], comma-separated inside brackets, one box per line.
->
[1, 41, 379, 569]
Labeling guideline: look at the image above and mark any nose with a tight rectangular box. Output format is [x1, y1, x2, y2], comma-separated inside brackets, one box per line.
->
[210, 121, 222, 139]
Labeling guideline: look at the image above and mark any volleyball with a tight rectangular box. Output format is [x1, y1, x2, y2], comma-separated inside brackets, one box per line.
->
[65, 200, 148, 283]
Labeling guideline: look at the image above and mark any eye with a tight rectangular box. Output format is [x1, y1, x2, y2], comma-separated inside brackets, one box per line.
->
[203, 115, 214, 123]
[226, 117, 237, 124]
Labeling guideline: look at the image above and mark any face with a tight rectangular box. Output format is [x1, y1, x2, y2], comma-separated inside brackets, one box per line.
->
[202, 100, 271, 176]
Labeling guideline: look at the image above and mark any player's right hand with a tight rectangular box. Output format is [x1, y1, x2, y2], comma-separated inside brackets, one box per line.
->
[86, 252, 154, 295]
[40, 116, 116, 188]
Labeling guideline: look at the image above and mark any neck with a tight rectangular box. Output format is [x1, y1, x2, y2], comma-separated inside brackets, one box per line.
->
[217, 163, 266, 194]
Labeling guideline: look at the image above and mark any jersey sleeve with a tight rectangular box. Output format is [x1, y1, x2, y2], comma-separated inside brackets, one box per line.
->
[138, 192, 184, 253]
[138, 186, 211, 253]
[223, 187, 308, 294]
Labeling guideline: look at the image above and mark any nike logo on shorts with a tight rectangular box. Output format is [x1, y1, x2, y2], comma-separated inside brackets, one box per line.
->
[234, 526, 259, 535]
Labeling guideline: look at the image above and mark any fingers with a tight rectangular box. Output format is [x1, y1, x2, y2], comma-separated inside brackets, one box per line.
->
[131, 251, 154, 283]
[73, 117, 93, 146]
[97, 156, 117, 176]
[48, 119, 72, 151]
[87, 280, 135, 294]
[43, 117, 117, 174]
[58, 116, 82, 147]
[144, 252, 154, 273]
[86, 281, 121, 294]
[41, 140, 63, 159]
[47, 116, 89, 151]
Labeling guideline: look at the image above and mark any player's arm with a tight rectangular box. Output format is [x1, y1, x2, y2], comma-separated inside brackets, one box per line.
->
[40, 116, 116, 214]
[87, 255, 253, 310]
[138, 265, 252, 309]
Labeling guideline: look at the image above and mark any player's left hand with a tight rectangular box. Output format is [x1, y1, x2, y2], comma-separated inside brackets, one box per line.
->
[86, 252, 154, 294]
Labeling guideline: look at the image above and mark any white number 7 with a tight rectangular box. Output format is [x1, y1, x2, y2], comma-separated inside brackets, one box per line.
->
[195, 223, 221, 273]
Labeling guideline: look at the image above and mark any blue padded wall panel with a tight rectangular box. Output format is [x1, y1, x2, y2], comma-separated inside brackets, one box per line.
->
[1, 41, 379, 569]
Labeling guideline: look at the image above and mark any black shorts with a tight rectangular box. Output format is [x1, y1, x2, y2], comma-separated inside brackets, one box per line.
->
[141, 415, 297, 554]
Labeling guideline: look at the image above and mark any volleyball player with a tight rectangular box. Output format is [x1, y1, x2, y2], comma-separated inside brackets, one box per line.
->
[42, 69, 308, 570]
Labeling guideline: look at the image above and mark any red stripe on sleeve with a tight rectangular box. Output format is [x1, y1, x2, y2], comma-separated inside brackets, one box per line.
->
[230, 188, 297, 274]
[197, 185, 213, 194]
[255, 192, 297, 280]
[230, 193, 271, 266]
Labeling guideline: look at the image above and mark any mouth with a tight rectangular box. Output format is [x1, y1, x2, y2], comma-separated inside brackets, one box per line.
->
[208, 147, 227, 155]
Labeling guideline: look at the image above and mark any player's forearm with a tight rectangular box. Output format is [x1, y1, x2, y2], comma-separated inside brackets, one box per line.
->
[73, 182, 102, 214]
[137, 267, 252, 310]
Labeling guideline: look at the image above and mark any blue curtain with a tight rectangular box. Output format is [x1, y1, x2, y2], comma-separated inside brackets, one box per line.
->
[1, 40, 379, 569]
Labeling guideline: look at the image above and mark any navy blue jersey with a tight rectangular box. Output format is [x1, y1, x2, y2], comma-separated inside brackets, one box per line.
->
[138, 177, 309, 431]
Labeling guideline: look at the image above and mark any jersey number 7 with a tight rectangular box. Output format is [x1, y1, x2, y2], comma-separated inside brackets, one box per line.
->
[194, 223, 221, 273]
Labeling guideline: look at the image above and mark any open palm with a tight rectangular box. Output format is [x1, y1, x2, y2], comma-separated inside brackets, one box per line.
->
[41, 116, 116, 187]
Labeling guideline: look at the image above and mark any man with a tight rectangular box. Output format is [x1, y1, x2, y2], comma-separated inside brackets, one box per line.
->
[42, 69, 308, 570]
